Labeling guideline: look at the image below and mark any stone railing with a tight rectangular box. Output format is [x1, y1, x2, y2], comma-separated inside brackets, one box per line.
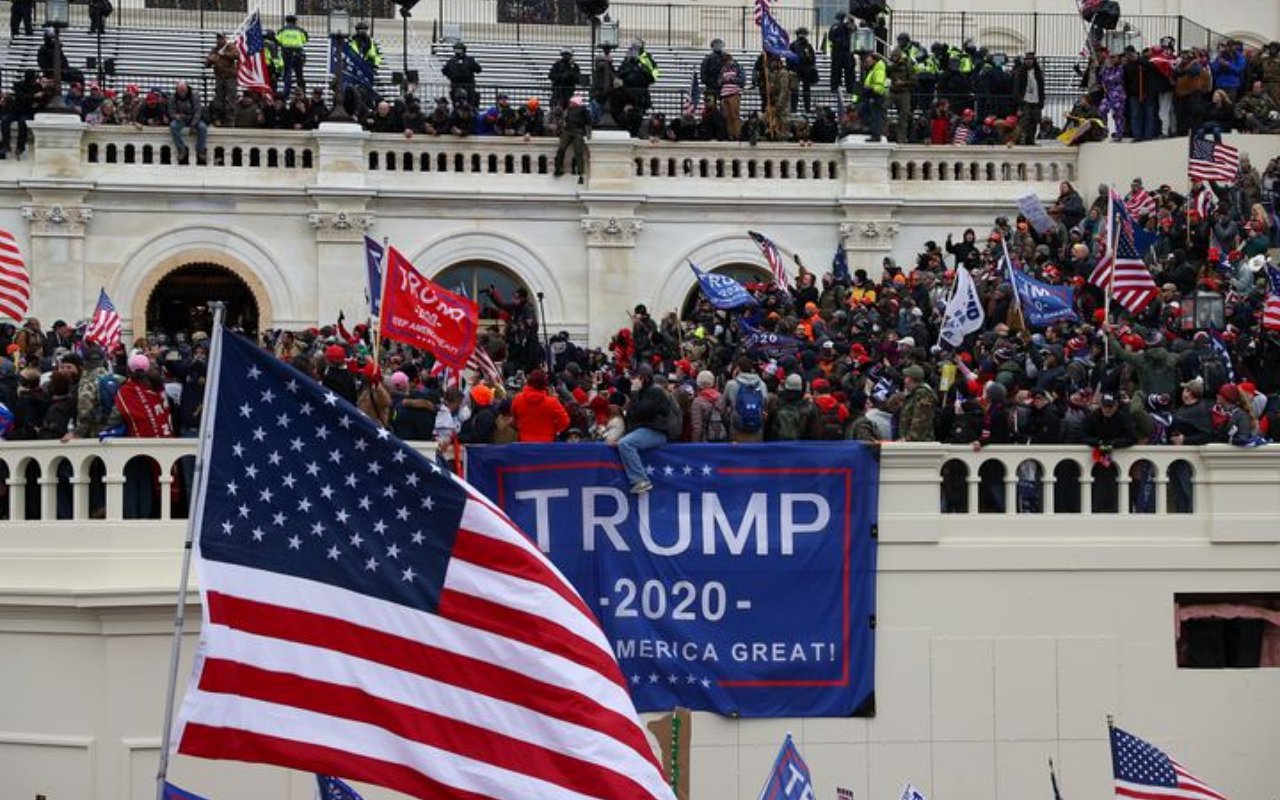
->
[2, 439, 1275, 532]
[10, 116, 1078, 203]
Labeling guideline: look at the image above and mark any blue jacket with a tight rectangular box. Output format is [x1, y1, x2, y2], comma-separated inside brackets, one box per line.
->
[1211, 51, 1245, 91]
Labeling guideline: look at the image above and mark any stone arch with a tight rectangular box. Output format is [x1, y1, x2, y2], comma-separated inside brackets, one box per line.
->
[654, 232, 786, 317]
[410, 231, 565, 325]
[112, 225, 297, 337]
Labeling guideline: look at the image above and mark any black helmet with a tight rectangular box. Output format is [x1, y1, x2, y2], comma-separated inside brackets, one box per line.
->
[355, 21, 369, 31]
[897, 32, 910, 44]
[795, 27, 809, 37]
[284, 14, 297, 22]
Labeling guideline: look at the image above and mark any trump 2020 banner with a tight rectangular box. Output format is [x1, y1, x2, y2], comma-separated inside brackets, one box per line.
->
[378, 246, 479, 370]
[466, 442, 878, 717]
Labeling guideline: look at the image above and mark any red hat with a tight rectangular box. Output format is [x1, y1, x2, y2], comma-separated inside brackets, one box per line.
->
[527, 369, 548, 390]
[324, 344, 346, 363]
[812, 378, 831, 391]
[1207, 247, 1221, 261]
[1093, 308, 1107, 324]
[1122, 333, 1145, 351]
[1217, 383, 1240, 404]
[572, 387, 588, 405]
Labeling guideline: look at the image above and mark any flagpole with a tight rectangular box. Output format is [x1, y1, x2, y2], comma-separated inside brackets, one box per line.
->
[154, 301, 227, 800]
[1000, 236, 1028, 331]
[372, 237, 390, 366]
[1104, 186, 1117, 362]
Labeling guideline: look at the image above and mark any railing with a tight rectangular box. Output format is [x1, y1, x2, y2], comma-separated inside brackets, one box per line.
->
[889, 144, 1077, 184]
[0, 439, 437, 523]
[0, 2, 1226, 55]
[2, 443, 1277, 544]
[82, 126, 318, 169]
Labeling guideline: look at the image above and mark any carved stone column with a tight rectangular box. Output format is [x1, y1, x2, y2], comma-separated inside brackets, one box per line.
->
[580, 201, 644, 345]
[840, 217, 901, 274]
[310, 205, 376, 325]
[21, 190, 94, 323]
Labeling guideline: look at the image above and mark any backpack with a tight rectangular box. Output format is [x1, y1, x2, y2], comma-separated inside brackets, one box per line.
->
[663, 392, 684, 441]
[818, 402, 845, 440]
[703, 403, 729, 442]
[93, 372, 122, 424]
[772, 400, 810, 441]
[733, 381, 765, 433]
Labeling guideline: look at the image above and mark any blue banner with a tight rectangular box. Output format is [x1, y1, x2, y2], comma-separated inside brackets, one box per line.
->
[466, 443, 878, 718]
[364, 236, 384, 316]
[1009, 266, 1079, 327]
[690, 260, 759, 310]
[740, 318, 801, 360]
[759, 9, 800, 63]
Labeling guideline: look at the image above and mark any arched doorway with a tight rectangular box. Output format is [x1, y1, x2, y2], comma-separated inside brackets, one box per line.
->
[145, 263, 260, 340]
[433, 261, 532, 322]
[681, 263, 771, 319]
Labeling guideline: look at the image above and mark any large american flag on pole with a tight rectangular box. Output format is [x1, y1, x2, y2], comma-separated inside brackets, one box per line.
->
[235, 10, 274, 96]
[752, 0, 774, 25]
[0, 228, 31, 321]
[1111, 726, 1228, 800]
[84, 288, 122, 352]
[172, 330, 673, 800]
[1090, 191, 1158, 315]
[1188, 137, 1239, 183]
[748, 230, 792, 290]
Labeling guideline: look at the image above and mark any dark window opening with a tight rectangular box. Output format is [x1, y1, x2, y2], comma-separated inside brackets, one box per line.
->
[1176, 593, 1280, 669]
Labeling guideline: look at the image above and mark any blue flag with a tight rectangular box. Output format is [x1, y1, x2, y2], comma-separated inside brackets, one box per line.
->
[1009, 265, 1079, 327]
[759, 8, 800, 63]
[758, 734, 815, 799]
[331, 38, 376, 92]
[739, 317, 801, 359]
[690, 260, 759, 309]
[1208, 329, 1236, 381]
[163, 782, 211, 800]
[363, 235, 384, 316]
[832, 243, 850, 284]
[317, 775, 365, 799]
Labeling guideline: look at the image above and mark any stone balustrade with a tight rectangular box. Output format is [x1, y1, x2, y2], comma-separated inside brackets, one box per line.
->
[9, 116, 1077, 202]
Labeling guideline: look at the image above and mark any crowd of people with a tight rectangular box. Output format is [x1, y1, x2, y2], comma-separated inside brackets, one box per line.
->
[3, 2, 1277, 157]
[2, 163, 1278, 496]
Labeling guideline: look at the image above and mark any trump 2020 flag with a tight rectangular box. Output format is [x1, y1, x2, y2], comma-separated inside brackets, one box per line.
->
[170, 328, 673, 800]
[757, 734, 814, 800]
[363, 236, 384, 316]
[758, 7, 799, 63]
[379, 246, 480, 370]
[1009, 264, 1078, 327]
[690, 259, 759, 310]
[938, 266, 984, 347]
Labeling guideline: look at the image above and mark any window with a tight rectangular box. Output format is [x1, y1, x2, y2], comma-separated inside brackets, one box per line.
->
[432, 261, 530, 322]
[1175, 593, 1280, 669]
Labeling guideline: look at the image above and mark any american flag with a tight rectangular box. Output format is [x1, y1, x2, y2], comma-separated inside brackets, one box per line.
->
[1111, 726, 1228, 800]
[0, 228, 30, 322]
[1125, 187, 1157, 218]
[748, 230, 792, 290]
[235, 11, 274, 96]
[172, 330, 672, 800]
[1188, 137, 1239, 183]
[752, 0, 773, 25]
[84, 288, 122, 352]
[681, 72, 703, 117]
[1263, 263, 1280, 331]
[467, 345, 502, 386]
[1191, 185, 1217, 220]
[1090, 191, 1158, 315]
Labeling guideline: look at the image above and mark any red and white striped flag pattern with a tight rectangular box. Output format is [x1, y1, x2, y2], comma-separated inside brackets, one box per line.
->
[1124, 187, 1157, 218]
[0, 228, 31, 321]
[173, 330, 673, 800]
[752, 0, 774, 25]
[747, 230, 792, 290]
[1188, 137, 1239, 183]
[1111, 726, 1229, 800]
[1263, 264, 1280, 332]
[84, 288, 122, 352]
[1090, 191, 1158, 316]
[467, 345, 502, 386]
[235, 11, 274, 97]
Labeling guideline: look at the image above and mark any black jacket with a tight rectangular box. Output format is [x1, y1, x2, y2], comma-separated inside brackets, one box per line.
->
[625, 383, 670, 436]
[1081, 408, 1138, 448]
[391, 394, 437, 441]
[321, 365, 359, 406]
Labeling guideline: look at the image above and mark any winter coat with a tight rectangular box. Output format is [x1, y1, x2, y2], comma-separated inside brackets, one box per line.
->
[689, 387, 722, 442]
[511, 386, 570, 442]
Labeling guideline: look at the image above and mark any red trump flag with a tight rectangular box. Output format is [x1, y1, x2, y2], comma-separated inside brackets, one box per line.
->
[379, 248, 480, 370]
